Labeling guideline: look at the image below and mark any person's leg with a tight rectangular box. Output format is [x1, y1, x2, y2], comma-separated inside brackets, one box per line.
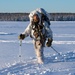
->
[33, 40, 44, 64]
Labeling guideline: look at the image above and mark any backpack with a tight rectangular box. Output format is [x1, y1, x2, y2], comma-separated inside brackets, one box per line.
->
[36, 8, 50, 25]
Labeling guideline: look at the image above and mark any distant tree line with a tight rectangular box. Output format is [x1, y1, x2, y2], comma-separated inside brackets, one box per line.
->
[50, 13, 75, 21]
[0, 13, 75, 21]
[0, 13, 29, 21]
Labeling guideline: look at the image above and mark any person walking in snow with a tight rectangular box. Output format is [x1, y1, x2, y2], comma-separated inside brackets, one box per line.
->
[19, 8, 53, 64]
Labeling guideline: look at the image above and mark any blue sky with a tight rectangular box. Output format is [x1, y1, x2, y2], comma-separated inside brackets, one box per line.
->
[0, 0, 75, 13]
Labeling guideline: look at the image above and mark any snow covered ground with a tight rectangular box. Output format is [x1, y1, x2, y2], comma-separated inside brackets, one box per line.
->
[0, 21, 75, 75]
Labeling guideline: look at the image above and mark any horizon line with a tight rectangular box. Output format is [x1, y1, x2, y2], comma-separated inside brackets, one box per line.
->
[0, 12, 75, 13]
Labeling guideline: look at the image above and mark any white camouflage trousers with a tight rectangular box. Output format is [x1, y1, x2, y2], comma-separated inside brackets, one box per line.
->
[33, 40, 44, 64]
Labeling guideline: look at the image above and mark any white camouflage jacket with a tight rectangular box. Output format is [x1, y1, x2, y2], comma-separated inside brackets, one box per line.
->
[22, 21, 53, 40]
[22, 8, 53, 40]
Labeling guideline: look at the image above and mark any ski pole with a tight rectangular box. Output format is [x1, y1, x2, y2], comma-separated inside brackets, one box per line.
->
[19, 40, 22, 62]
[51, 46, 60, 55]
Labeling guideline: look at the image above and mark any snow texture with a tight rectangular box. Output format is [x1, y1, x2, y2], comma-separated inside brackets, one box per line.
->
[0, 21, 75, 75]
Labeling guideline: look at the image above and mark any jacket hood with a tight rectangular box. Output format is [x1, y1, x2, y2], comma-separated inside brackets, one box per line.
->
[29, 10, 41, 24]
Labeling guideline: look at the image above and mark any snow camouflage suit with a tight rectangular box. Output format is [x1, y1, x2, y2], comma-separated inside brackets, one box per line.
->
[22, 8, 53, 64]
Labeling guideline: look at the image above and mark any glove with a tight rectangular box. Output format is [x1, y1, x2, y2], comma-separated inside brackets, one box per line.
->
[18, 34, 25, 40]
[46, 38, 53, 47]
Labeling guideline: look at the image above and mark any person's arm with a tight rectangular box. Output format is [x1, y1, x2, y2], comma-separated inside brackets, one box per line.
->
[22, 23, 31, 37]
[44, 21, 53, 47]
[44, 21, 53, 39]
[19, 23, 31, 40]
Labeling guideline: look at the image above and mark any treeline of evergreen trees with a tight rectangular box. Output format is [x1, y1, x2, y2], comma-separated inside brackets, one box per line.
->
[50, 13, 75, 21]
[0, 13, 29, 21]
[0, 13, 75, 21]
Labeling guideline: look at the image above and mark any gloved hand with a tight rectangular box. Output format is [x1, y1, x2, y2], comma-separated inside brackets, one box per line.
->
[18, 34, 25, 40]
[46, 38, 53, 47]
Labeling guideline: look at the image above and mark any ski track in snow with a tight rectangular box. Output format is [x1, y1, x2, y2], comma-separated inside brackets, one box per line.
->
[0, 51, 75, 75]
[0, 40, 75, 45]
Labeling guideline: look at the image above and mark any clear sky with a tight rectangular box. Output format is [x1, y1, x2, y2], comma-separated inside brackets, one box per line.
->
[0, 0, 75, 13]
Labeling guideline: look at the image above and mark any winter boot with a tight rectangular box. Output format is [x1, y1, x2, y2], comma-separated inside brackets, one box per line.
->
[37, 57, 44, 64]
